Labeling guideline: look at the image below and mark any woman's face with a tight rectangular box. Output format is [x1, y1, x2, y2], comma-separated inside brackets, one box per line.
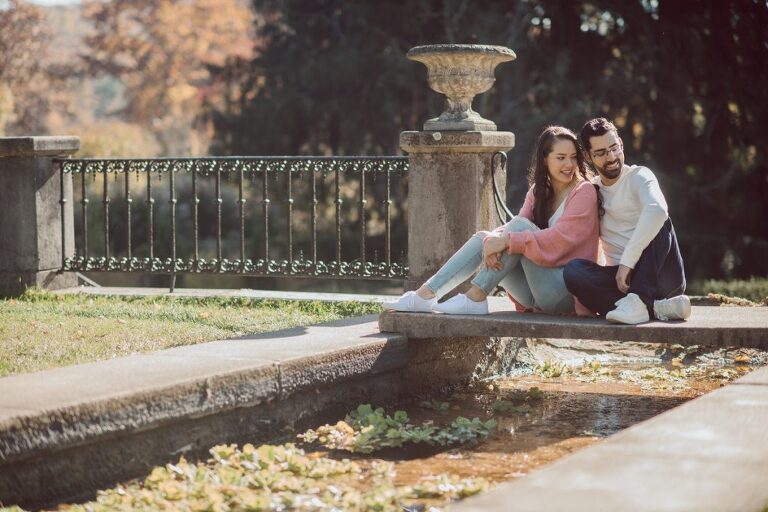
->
[545, 138, 579, 189]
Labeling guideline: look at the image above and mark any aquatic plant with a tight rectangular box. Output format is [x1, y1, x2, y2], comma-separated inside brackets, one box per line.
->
[9, 442, 489, 511]
[534, 360, 570, 378]
[575, 360, 613, 382]
[419, 398, 451, 413]
[298, 404, 496, 454]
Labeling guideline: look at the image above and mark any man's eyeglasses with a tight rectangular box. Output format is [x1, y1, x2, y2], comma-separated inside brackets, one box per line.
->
[591, 142, 623, 159]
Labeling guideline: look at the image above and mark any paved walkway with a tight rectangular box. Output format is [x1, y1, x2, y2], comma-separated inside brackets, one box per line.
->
[55, 286, 398, 303]
[380, 296, 768, 349]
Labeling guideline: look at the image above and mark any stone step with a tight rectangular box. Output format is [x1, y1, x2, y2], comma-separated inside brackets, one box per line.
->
[379, 297, 768, 349]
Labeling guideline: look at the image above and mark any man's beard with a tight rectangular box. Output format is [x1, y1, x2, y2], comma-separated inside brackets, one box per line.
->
[598, 159, 622, 180]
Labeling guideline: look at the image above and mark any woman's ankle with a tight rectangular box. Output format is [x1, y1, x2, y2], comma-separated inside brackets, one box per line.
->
[465, 286, 488, 302]
[416, 286, 436, 299]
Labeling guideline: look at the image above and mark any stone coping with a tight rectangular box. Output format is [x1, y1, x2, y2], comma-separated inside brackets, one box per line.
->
[380, 297, 768, 349]
[400, 130, 515, 153]
[453, 364, 768, 512]
[0, 136, 80, 157]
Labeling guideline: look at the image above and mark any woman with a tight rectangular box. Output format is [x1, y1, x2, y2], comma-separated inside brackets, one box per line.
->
[384, 125, 600, 316]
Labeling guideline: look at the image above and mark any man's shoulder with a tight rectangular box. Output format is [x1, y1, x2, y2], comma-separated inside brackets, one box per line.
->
[625, 164, 658, 183]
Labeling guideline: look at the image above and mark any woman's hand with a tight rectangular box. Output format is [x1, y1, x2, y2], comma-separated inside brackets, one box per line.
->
[482, 233, 508, 271]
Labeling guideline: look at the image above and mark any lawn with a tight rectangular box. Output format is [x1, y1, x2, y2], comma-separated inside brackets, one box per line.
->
[688, 277, 768, 304]
[0, 289, 382, 378]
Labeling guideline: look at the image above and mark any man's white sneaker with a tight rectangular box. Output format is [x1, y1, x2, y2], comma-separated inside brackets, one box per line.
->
[605, 293, 650, 324]
[653, 295, 691, 321]
[382, 291, 437, 313]
[431, 293, 489, 315]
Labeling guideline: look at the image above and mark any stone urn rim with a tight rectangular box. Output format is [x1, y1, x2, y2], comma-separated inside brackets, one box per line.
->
[407, 44, 517, 61]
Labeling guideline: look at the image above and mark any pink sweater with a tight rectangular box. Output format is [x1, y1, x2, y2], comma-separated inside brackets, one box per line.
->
[497, 180, 600, 316]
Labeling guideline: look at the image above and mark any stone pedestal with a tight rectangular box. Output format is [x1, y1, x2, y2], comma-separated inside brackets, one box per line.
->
[401, 130, 514, 291]
[0, 136, 80, 296]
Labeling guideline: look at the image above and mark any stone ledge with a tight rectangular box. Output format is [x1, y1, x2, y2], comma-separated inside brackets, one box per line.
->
[379, 297, 768, 349]
[0, 136, 80, 158]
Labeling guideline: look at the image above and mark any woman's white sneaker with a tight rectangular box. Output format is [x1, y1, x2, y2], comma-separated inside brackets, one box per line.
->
[605, 293, 650, 324]
[653, 295, 691, 321]
[382, 291, 437, 313]
[431, 293, 489, 315]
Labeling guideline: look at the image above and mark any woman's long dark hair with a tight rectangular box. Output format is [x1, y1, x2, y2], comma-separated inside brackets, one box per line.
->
[526, 126, 592, 229]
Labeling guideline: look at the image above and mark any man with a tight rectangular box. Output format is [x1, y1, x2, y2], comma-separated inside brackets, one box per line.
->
[563, 118, 690, 324]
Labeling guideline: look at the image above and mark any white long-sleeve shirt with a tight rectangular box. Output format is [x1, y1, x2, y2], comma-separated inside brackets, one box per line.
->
[594, 164, 669, 268]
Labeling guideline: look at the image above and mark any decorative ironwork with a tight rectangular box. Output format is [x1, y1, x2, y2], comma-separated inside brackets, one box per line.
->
[491, 151, 512, 224]
[57, 157, 409, 281]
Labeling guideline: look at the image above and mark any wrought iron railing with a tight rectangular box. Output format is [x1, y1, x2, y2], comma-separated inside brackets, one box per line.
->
[57, 157, 409, 290]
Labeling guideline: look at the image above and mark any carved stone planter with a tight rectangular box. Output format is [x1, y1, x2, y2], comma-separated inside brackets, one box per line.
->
[407, 44, 516, 131]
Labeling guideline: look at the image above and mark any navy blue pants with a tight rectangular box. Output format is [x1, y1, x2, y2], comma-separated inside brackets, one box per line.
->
[563, 219, 686, 317]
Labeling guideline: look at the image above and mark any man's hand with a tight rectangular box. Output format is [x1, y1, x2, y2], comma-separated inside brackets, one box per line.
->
[482, 234, 508, 271]
[615, 264, 632, 293]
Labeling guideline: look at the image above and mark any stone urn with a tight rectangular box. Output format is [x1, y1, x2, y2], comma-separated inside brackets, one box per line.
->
[407, 44, 516, 131]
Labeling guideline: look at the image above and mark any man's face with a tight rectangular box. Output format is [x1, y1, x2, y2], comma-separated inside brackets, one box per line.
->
[587, 131, 624, 183]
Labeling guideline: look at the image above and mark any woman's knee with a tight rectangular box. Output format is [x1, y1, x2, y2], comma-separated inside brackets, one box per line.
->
[502, 216, 538, 234]
[537, 292, 574, 315]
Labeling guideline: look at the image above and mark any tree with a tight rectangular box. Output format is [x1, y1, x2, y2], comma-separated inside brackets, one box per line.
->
[82, 0, 255, 155]
[0, 0, 53, 135]
[210, 0, 768, 280]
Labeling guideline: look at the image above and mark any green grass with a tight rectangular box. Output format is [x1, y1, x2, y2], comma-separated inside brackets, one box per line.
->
[688, 277, 768, 304]
[0, 289, 382, 378]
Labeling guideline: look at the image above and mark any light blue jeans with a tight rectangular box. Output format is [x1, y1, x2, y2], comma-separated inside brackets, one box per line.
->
[423, 216, 574, 314]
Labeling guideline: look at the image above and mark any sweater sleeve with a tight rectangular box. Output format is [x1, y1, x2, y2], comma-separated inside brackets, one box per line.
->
[507, 183, 598, 267]
[619, 168, 669, 268]
[494, 187, 535, 233]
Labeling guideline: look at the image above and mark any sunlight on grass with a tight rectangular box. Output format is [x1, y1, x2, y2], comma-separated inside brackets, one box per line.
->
[0, 289, 382, 378]
[689, 277, 768, 304]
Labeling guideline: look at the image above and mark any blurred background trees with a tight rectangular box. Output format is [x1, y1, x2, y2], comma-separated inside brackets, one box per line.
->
[0, 0, 58, 135]
[1, 0, 766, 281]
[208, 0, 768, 281]
[82, 0, 254, 155]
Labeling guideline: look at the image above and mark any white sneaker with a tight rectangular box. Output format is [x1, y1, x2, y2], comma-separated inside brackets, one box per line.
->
[605, 293, 649, 324]
[431, 293, 489, 315]
[382, 291, 437, 313]
[654, 295, 691, 321]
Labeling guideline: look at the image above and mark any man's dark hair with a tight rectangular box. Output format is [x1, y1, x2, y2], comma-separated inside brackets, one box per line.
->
[579, 117, 618, 152]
